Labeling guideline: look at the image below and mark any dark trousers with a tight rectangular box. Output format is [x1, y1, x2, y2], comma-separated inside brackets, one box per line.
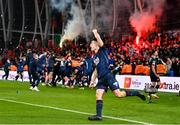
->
[31, 72, 40, 87]
[51, 70, 60, 86]
[28, 69, 32, 85]
[2, 70, 9, 80]
[15, 72, 23, 81]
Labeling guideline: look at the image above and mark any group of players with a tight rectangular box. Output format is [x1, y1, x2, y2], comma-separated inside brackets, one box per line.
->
[2, 48, 94, 92]
[28, 52, 95, 91]
[2, 29, 161, 121]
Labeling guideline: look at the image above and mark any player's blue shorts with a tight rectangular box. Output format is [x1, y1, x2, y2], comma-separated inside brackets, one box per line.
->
[47, 67, 53, 73]
[96, 73, 119, 92]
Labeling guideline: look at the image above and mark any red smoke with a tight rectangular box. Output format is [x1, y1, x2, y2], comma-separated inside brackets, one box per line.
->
[130, 12, 156, 35]
[130, 0, 165, 39]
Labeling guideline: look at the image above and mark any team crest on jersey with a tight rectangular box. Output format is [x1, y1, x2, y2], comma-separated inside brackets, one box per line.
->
[94, 57, 100, 65]
[113, 82, 119, 87]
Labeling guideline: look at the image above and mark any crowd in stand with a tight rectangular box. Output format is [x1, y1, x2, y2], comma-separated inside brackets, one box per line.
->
[0, 31, 179, 90]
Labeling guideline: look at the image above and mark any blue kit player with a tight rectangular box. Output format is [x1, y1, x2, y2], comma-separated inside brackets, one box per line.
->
[2, 58, 11, 80]
[15, 57, 25, 82]
[26, 49, 33, 86]
[29, 53, 40, 91]
[88, 29, 146, 121]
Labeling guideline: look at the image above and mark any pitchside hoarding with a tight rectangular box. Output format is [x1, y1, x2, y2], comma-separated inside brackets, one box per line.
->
[0, 71, 179, 93]
[116, 75, 180, 93]
[0, 71, 29, 82]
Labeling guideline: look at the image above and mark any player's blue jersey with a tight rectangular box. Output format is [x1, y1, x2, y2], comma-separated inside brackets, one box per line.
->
[93, 46, 110, 79]
[59, 60, 66, 72]
[37, 54, 46, 72]
[37, 62, 44, 72]
[65, 60, 72, 76]
[47, 56, 55, 68]
[17, 59, 25, 72]
[39, 54, 46, 65]
[83, 57, 93, 75]
[26, 52, 33, 66]
[29, 59, 38, 73]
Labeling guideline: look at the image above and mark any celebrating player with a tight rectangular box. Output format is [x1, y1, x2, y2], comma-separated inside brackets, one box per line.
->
[88, 29, 146, 121]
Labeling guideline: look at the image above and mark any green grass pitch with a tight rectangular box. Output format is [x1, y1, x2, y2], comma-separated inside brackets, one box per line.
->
[0, 80, 180, 124]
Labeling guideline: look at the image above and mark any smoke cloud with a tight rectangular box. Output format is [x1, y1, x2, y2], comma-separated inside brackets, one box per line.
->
[50, 0, 165, 47]
[60, 5, 86, 47]
[50, 0, 86, 47]
[129, 0, 165, 36]
[50, 0, 73, 12]
[95, 0, 113, 30]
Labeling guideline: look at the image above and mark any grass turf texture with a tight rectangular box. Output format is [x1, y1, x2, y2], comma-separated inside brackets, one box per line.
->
[0, 80, 180, 124]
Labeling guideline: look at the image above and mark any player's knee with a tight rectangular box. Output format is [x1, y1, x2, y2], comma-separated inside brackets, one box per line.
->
[96, 93, 103, 100]
[96, 90, 104, 100]
[115, 93, 124, 98]
[113, 90, 126, 98]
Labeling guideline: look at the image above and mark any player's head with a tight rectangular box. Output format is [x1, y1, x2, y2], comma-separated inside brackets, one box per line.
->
[151, 50, 158, 58]
[90, 40, 99, 53]
[27, 49, 32, 53]
[33, 53, 38, 60]
[7, 58, 10, 63]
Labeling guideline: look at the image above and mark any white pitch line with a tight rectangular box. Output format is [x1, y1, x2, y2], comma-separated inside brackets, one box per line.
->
[0, 98, 152, 125]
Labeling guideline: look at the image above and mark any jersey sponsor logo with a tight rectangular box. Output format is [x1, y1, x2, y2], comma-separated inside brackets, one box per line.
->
[124, 77, 131, 88]
[94, 57, 99, 66]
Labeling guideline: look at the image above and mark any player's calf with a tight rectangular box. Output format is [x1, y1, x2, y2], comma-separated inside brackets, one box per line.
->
[144, 88, 158, 93]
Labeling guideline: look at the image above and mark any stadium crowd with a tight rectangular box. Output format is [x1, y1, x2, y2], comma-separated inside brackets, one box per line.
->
[0, 31, 179, 90]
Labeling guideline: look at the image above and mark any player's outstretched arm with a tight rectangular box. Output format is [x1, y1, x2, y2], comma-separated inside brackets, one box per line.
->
[92, 29, 104, 47]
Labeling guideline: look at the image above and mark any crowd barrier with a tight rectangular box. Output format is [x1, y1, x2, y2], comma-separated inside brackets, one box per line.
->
[0, 70, 179, 93]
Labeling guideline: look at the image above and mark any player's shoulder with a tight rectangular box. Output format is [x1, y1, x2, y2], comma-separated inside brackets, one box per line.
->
[149, 57, 153, 62]
[99, 45, 107, 52]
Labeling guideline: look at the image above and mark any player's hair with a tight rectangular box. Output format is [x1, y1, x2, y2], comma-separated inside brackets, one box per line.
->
[91, 40, 97, 44]
[151, 50, 157, 56]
